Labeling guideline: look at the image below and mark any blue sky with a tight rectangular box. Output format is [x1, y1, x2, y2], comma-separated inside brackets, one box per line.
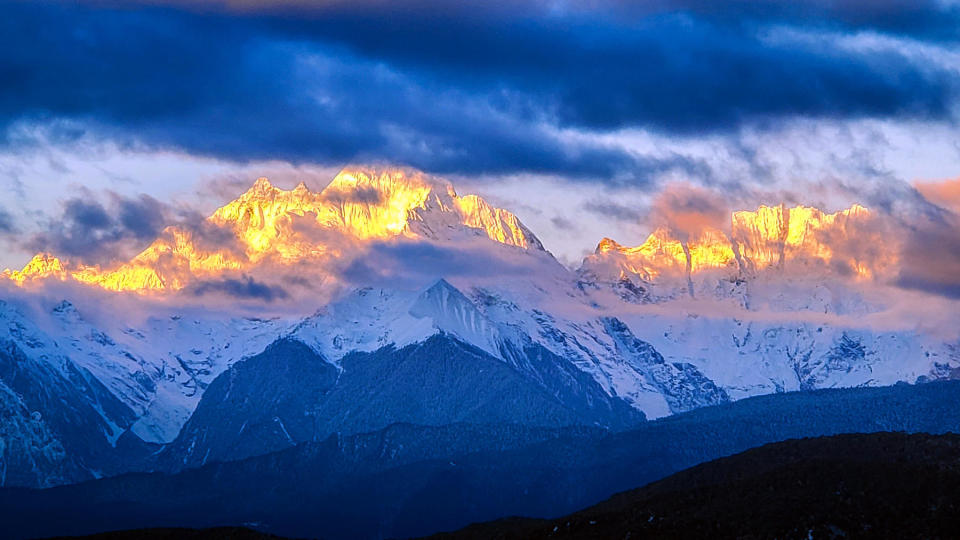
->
[2, 0, 960, 270]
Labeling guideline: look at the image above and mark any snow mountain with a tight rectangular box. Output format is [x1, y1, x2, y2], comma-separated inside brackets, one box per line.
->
[3, 167, 544, 293]
[0, 166, 958, 487]
[579, 203, 890, 308]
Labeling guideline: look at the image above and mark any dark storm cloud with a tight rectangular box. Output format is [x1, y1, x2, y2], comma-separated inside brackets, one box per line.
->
[26, 192, 171, 262]
[0, 1, 958, 180]
[582, 200, 644, 223]
[0, 2, 671, 181]
[550, 216, 575, 231]
[895, 214, 960, 300]
[191, 276, 289, 301]
[135, 0, 960, 41]
[117, 195, 167, 240]
[0, 206, 16, 233]
[23, 189, 236, 265]
[603, 0, 960, 40]
[255, 1, 958, 132]
[337, 238, 540, 287]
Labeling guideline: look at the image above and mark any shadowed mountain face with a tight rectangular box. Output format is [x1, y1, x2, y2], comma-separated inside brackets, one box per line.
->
[161, 334, 643, 470]
[435, 432, 960, 540]
[4, 381, 960, 540]
[0, 339, 143, 487]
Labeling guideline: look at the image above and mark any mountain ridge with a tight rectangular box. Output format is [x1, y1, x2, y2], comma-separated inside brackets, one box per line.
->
[580, 202, 889, 302]
[3, 168, 894, 299]
[2, 167, 544, 293]
[432, 432, 960, 540]
[5, 381, 960, 539]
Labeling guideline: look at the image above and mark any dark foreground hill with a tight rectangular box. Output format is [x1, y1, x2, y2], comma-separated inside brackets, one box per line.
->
[7, 381, 960, 539]
[434, 432, 960, 540]
[46, 528, 286, 540]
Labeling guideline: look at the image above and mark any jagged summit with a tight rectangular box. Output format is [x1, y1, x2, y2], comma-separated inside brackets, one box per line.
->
[2, 169, 889, 300]
[595, 237, 623, 254]
[2, 253, 67, 283]
[251, 176, 274, 191]
[581, 203, 892, 288]
[3, 167, 544, 294]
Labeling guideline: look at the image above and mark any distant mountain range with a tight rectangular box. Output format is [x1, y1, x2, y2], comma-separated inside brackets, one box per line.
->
[41, 432, 960, 540]
[3, 380, 960, 539]
[434, 431, 960, 540]
[0, 167, 957, 537]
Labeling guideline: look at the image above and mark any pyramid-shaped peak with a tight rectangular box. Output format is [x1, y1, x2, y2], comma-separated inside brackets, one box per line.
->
[411, 278, 470, 314]
[409, 277, 499, 355]
[252, 177, 274, 191]
[424, 278, 460, 295]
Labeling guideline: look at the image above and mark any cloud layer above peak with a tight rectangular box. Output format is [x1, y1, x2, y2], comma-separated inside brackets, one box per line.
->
[2, 0, 960, 296]
[0, 0, 958, 182]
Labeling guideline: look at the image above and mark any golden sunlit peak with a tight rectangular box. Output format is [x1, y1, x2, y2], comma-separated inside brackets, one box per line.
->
[3, 166, 543, 294]
[2, 253, 68, 284]
[596, 237, 623, 254]
[253, 176, 273, 188]
[585, 202, 891, 283]
[325, 166, 450, 200]
[848, 203, 869, 215]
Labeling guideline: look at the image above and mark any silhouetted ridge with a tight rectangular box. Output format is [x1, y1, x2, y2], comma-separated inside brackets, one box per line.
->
[4, 381, 960, 539]
[434, 432, 960, 539]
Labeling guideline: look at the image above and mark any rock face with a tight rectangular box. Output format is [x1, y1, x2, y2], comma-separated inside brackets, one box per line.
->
[162, 334, 644, 471]
[0, 333, 137, 487]
[0, 381, 79, 488]
[601, 317, 729, 412]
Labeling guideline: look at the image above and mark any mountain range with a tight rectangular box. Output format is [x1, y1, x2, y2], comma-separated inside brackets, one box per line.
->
[435, 431, 960, 540]
[4, 381, 960, 539]
[0, 166, 957, 537]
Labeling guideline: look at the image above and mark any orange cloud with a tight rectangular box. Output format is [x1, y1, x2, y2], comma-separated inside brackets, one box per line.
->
[915, 178, 960, 214]
[647, 183, 730, 239]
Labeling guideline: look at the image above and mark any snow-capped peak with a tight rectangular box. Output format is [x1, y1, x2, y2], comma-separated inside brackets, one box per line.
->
[581, 203, 891, 288]
[2, 166, 544, 294]
[409, 278, 500, 355]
